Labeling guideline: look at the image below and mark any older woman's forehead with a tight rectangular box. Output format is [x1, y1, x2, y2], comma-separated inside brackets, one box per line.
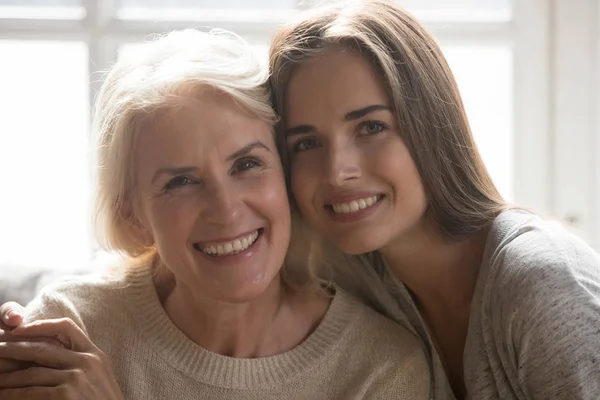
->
[157, 92, 270, 126]
[135, 97, 275, 162]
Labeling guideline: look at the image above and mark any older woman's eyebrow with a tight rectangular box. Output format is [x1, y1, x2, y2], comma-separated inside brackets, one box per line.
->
[226, 141, 270, 161]
[150, 142, 269, 184]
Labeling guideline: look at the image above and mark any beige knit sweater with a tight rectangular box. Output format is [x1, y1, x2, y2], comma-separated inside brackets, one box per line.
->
[24, 265, 429, 399]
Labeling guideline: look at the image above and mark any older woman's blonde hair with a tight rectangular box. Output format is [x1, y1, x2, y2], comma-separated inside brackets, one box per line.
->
[93, 29, 274, 257]
[92, 28, 326, 294]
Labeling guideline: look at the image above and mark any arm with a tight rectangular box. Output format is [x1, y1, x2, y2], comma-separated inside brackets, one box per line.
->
[0, 299, 71, 373]
[0, 292, 124, 399]
[498, 236, 600, 399]
[0, 301, 40, 374]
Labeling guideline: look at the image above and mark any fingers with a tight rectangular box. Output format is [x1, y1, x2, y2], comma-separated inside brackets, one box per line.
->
[0, 358, 33, 374]
[0, 329, 49, 373]
[0, 302, 26, 330]
[0, 366, 73, 389]
[13, 318, 94, 353]
[0, 386, 58, 400]
[0, 329, 63, 347]
[0, 341, 79, 370]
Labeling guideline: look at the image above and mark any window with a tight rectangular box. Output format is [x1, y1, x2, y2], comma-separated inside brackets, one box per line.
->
[0, 0, 597, 271]
[0, 0, 83, 18]
[400, 0, 511, 21]
[0, 41, 90, 270]
[402, 0, 516, 199]
[116, 0, 296, 22]
[118, 0, 293, 8]
[442, 45, 513, 200]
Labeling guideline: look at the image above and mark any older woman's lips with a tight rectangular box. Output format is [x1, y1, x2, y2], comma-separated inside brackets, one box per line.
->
[193, 229, 263, 257]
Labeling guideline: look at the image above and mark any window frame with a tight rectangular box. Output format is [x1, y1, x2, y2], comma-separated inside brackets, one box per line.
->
[0, 0, 596, 250]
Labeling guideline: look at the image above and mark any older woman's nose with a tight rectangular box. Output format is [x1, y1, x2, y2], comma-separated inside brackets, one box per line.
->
[201, 187, 243, 225]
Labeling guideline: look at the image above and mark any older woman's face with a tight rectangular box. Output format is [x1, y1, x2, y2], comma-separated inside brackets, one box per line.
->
[134, 91, 290, 303]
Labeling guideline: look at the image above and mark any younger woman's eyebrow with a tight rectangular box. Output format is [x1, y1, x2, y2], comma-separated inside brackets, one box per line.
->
[344, 104, 391, 121]
[285, 104, 392, 137]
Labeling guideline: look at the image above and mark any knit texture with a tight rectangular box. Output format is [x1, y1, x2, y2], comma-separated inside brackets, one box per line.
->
[25, 266, 430, 399]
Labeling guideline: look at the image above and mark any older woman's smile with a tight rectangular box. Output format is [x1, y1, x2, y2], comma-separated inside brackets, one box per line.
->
[194, 228, 262, 257]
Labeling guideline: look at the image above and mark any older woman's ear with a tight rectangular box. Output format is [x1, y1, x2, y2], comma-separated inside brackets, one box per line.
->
[120, 200, 154, 248]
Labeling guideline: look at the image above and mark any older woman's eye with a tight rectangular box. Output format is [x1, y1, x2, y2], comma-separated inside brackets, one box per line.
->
[233, 158, 262, 174]
[165, 176, 193, 190]
[292, 137, 321, 153]
[359, 120, 387, 135]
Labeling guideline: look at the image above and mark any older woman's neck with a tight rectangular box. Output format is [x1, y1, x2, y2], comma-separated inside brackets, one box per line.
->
[161, 277, 327, 358]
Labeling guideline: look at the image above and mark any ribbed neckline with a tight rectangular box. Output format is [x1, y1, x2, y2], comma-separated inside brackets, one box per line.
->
[123, 266, 363, 389]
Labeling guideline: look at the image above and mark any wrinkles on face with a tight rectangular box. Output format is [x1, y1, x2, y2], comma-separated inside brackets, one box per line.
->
[133, 92, 291, 305]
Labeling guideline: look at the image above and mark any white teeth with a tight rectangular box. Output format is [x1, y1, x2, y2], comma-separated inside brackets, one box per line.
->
[331, 196, 380, 214]
[233, 240, 242, 251]
[200, 230, 260, 256]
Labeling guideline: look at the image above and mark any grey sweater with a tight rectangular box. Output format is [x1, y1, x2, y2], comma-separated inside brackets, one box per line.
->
[333, 209, 600, 399]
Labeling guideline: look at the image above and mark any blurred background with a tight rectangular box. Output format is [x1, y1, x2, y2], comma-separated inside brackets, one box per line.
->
[0, 0, 599, 274]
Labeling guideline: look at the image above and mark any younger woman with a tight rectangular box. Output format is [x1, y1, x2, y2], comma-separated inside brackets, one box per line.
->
[269, 1, 600, 398]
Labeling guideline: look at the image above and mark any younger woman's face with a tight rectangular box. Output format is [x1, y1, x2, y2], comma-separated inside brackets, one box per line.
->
[283, 48, 427, 254]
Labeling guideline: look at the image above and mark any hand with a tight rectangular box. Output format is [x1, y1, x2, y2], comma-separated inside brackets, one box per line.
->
[0, 330, 34, 374]
[0, 301, 26, 331]
[0, 318, 124, 400]
[0, 326, 65, 373]
[0, 302, 64, 375]
[0, 301, 30, 375]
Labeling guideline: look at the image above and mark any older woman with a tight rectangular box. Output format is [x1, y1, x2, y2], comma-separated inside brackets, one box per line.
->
[0, 29, 429, 399]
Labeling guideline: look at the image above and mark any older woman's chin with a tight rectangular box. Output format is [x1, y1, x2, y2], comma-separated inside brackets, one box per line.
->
[179, 268, 281, 305]
[194, 234, 285, 302]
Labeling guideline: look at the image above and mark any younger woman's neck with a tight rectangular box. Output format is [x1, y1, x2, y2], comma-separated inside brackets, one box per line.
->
[379, 220, 488, 311]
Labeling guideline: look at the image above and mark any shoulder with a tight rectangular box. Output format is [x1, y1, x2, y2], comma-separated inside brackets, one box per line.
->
[480, 210, 600, 351]
[332, 289, 430, 399]
[25, 266, 139, 331]
[335, 288, 428, 371]
[475, 213, 600, 397]
[484, 210, 600, 304]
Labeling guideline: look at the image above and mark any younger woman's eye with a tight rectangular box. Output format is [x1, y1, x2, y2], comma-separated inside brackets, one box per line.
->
[233, 157, 262, 174]
[291, 137, 321, 153]
[164, 176, 193, 190]
[359, 120, 388, 136]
